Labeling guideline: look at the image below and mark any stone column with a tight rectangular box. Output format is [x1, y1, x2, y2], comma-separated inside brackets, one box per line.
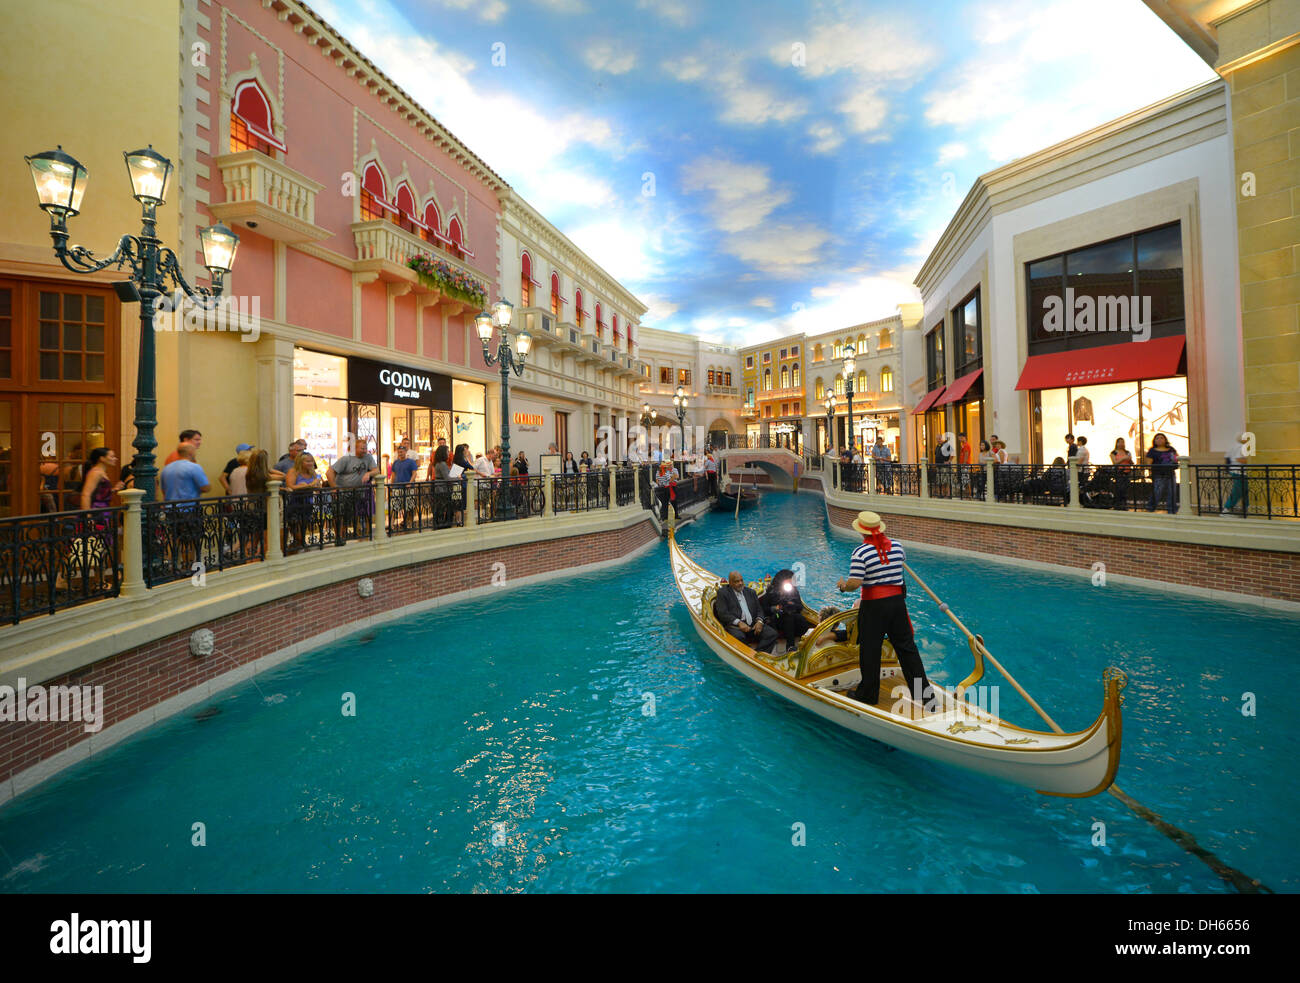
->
[545, 474, 556, 517]
[465, 478, 478, 528]
[373, 474, 388, 541]
[919, 460, 929, 499]
[867, 458, 876, 496]
[633, 463, 642, 507]
[985, 461, 996, 504]
[608, 464, 617, 509]
[119, 488, 146, 597]
[266, 480, 284, 564]
[1178, 459, 1192, 516]
[1068, 460, 1080, 509]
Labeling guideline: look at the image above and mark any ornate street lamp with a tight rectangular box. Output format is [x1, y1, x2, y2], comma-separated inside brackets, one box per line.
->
[476, 299, 530, 519]
[25, 144, 239, 501]
[842, 345, 856, 458]
[672, 385, 688, 458]
[824, 394, 837, 454]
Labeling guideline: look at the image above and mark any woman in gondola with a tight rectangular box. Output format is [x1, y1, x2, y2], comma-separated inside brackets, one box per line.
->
[761, 569, 807, 655]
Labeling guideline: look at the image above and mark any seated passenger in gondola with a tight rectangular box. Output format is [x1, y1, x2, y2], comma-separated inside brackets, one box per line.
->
[761, 569, 808, 654]
[714, 571, 780, 653]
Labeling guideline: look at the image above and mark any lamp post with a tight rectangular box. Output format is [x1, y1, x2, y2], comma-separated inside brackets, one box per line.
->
[639, 402, 657, 459]
[842, 345, 856, 459]
[824, 394, 837, 454]
[25, 145, 239, 502]
[476, 299, 531, 519]
[672, 385, 688, 458]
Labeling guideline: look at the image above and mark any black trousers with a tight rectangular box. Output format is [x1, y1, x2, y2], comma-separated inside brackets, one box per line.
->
[854, 593, 932, 708]
[656, 486, 671, 520]
[726, 621, 780, 653]
[773, 611, 805, 649]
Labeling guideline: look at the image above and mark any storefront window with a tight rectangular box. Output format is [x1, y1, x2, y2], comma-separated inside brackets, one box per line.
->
[925, 324, 945, 391]
[951, 289, 981, 376]
[1033, 376, 1188, 464]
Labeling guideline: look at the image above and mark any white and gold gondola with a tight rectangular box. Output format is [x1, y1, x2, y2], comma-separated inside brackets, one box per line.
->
[669, 532, 1126, 797]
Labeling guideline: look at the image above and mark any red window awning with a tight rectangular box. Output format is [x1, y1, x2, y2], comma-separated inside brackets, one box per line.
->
[911, 385, 946, 415]
[934, 368, 983, 406]
[1014, 336, 1186, 391]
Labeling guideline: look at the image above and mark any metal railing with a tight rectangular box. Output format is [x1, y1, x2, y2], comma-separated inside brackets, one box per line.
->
[875, 463, 920, 496]
[554, 470, 610, 513]
[143, 494, 266, 587]
[992, 464, 1070, 507]
[282, 485, 374, 553]
[615, 466, 636, 506]
[475, 475, 546, 522]
[926, 464, 986, 501]
[1, 507, 123, 625]
[386, 479, 465, 534]
[1193, 465, 1300, 519]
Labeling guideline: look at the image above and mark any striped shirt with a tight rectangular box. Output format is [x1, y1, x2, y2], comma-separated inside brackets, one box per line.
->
[848, 540, 906, 587]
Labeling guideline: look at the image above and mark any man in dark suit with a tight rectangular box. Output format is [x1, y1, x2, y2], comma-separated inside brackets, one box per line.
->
[714, 571, 780, 653]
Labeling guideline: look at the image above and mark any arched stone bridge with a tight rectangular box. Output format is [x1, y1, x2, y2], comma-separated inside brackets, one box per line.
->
[714, 448, 805, 491]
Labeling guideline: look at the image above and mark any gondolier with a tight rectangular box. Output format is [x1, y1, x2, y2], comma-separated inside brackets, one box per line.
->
[836, 511, 935, 711]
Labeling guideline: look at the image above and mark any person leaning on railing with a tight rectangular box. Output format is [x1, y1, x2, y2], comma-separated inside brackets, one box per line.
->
[1145, 433, 1179, 515]
[284, 451, 324, 552]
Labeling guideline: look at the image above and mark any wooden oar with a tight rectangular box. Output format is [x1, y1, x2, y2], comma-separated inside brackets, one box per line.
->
[900, 559, 1272, 895]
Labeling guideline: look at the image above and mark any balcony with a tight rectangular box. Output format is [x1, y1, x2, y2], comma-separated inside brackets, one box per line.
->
[352, 219, 484, 296]
[209, 150, 329, 244]
[518, 308, 559, 347]
[706, 384, 739, 396]
[756, 385, 805, 401]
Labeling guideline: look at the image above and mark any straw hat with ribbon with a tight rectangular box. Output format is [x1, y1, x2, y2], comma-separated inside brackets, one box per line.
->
[851, 510, 891, 562]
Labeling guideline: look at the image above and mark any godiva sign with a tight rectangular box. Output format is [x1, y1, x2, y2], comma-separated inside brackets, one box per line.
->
[348, 355, 452, 407]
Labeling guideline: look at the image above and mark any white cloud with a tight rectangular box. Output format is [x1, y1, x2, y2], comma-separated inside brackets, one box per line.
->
[936, 142, 968, 165]
[524, 169, 617, 217]
[663, 54, 806, 127]
[404, 0, 507, 23]
[777, 20, 937, 81]
[640, 293, 680, 323]
[807, 122, 844, 155]
[839, 88, 889, 134]
[751, 296, 775, 309]
[727, 224, 829, 277]
[584, 41, 637, 75]
[680, 157, 792, 233]
[532, 0, 587, 13]
[638, 0, 692, 27]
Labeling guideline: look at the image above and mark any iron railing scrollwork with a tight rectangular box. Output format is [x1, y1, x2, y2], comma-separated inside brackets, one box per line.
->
[142, 494, 266, 587]
[615, 466, 635, 506]
[281, 485, 374, 553]
[386, 479, 466, 534]
[1193, 464, 1299, 519]
[0, 507, 124, 625]
[475, 476, 546, 522]
[554, 469, 610, 513]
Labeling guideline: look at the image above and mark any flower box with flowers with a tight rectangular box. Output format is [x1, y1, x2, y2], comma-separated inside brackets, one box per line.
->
[406, 254, 488, 307]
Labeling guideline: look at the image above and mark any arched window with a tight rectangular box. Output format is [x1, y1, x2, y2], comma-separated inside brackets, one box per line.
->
[880, 365, 894, 392]
[879, 327, 892, 349]
[395, 183, 419, 236]
[832, 342, 841, 360]
[780, 366, 789, 389]
[834, 374, 844, 395]
[814, 343, 823, 362]
[815, 377, 824, 400]
[612, 314, 619, 344]
[575, 288, 585, 328]
[360, 163, 391, 222]
[422, 201, 442, 244]
[550, 273, 561, 316]
[763, 368, 771, 391]
[723, 370, 731, 386]
[230, 80, 284, 156]
[857, 332, 867, 353]
[792, 363, 800, 387]
[708, 369, 716, 385]
[857, 369, 867, 391]
[446, 217, 466, 260]
[520, 252, 533, 307]
[595, 302, 604, 338]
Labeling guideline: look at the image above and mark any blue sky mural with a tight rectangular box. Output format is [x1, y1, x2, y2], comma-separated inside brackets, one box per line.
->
[311, 0, 1215, 344]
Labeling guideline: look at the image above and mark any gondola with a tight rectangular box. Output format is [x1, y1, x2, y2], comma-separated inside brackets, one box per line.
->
[668, 532, 1126, 797]
[713, 485, 759, 511]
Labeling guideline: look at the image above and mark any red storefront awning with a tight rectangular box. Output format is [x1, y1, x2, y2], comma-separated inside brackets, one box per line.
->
[934, 368, 982, 406]
[1014, 336, 1186, 390]
[911, 385, 947, 415]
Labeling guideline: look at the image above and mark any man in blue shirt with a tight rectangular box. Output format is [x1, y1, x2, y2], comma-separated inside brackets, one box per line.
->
[159, 444, 211, 501]
[390, 445, 420, 483]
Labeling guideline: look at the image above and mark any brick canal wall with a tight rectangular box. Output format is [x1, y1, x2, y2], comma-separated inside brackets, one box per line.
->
[0, 518, 659, 793]
[825, 504, 1300, 604]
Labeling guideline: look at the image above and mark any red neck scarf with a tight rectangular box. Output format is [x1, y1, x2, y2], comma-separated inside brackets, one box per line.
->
[863, 531, 891, 564]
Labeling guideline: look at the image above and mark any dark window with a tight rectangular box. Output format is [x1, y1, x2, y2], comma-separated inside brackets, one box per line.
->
[951, 289, 981, 376]
[925, 323, 945, 391]
[1026, 222, 1184, 354]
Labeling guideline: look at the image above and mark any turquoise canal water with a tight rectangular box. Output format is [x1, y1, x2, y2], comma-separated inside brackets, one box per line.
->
[1, 493, 1296, 893]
